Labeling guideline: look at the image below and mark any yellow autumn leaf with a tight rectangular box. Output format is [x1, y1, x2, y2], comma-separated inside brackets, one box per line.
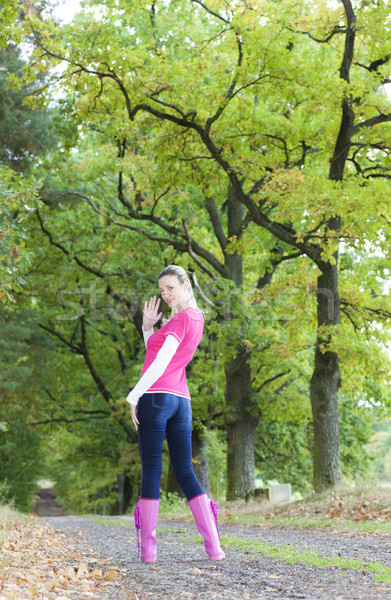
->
[104, 570, 118, 581]
[76, 563, 90, 578]
[90, 568, 103, 578]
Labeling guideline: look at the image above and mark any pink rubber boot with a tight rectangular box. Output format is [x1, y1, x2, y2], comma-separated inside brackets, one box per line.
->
[188, 493, 225, 560]
[134, 497, 160, 562]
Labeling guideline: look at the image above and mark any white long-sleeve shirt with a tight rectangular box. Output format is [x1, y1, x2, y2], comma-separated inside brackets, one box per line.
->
[142, 325, 154, 346]
[126, 326, 180, 406]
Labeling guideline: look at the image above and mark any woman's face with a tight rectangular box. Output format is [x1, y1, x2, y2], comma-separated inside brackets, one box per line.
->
[158, 275, 190, 310]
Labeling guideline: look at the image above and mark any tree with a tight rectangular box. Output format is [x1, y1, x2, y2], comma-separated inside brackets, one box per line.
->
[30, 127, 300, 500]
[0, 45, 55, 172]
[0, 166, 36, 302]
[0, 306, 50, 511]
[0, 39, 58, 302]
[13, 0, 391, 496]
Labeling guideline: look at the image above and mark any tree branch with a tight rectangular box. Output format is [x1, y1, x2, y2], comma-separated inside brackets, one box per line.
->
[150, 94, 188, 119]
[33, 40, 326, 270]
[78, 314, 136, 440]
[363, 173, 391, 180]
[85, 320, 128, 373]
[255, 440, 290, 460]
[182, 219, 220, 280]
[261, 133, 290, 167]
[86, 195, 227, 277]
[190, 0, 231, 24]
[170, 154, 214, 162]
[190, 271, 216, 308]
[328, 0, 357, 182]
[30, 414, 111, 426]
[229, 73, 268, 100]
[204, 196, 228, 252]
[355, 53, 391, 72]
[340, 0, 357, 83]
[205, 30, 244, 134]
[254, 371, 289, 393]
[340, 300, 391, 321]
[248, 209, 322, 266]
[36, 208, 121, 278]
[352, 113, 391, 134]
[341, 305, 360, 331]
[287, 25, 346, 44]
[39, 324, 81, 354]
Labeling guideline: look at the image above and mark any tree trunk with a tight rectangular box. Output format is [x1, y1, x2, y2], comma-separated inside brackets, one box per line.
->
[310, 258, 342, 491]
[117, 472, 133, 515]
[164, 430, 212, 498]
[223, 184, 258, 500]
[309, 0, 356, 490]
[165, 461, 185, 498]
[192, 427, 212, 496]
[225, 347, 257, 499]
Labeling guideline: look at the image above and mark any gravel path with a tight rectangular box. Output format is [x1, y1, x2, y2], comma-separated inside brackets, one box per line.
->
[42, 515, 391, 600]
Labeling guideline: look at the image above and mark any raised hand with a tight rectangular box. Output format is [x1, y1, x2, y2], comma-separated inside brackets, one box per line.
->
[143, 296, 162, 331]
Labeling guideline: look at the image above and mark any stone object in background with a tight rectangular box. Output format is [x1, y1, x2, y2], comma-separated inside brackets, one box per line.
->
[268, 484, 291, 505]
[244, 488, 269, 502]
[245, 484, 291, 505]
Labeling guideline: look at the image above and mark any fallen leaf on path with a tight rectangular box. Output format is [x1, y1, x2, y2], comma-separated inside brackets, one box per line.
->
[0, 513, 129, 599]
[76, 563, 90, 578]
[104, 570, 118, 581]
[90, 568, 103, 578]
[61, 566, 77, 579]
[189, 568, 203, 574]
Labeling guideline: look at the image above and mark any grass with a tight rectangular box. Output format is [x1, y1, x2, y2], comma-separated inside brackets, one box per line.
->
[90, 517, 133, 526]
[23, 485, 391, 588]
[154, 485, 391, 584]
[219, 536, 391, 584]
[84, 484, 391, 536]
[158, 496, 190, 520]
[179, 533, 391, 584]
[87, 516, 187, 535]
[87, 511, 391, 534]
[220, 512, 391, 533]
[219, 483, 391, 533]
[266, 515, 391, 534]
[87, 484, 391, 534]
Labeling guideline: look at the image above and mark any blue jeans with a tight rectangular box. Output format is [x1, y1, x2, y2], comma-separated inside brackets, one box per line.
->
[137, 392, 204, 500]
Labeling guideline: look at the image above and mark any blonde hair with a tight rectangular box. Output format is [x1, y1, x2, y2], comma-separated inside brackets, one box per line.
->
[158, 265, 205, 322]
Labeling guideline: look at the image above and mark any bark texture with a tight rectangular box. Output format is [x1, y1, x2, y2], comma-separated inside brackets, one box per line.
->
[224, 185, 257, 500]
[117, 472, 133, 515]
[192, 427, 212, 496]
[225, 347, 257, 499]
[308, 0, 356, 491]
[165, 462, 185, 498]
[310, 260, 342, 490]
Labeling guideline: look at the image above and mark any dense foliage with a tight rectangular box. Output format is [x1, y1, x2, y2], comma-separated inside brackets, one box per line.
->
[1, 0, 391, 511]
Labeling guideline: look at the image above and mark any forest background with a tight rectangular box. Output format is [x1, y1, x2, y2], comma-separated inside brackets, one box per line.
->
[1, 0, 391, 515]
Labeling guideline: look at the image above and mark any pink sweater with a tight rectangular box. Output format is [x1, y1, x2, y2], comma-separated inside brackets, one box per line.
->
[141, 308, 204, 398]
[126, 307, 204, 405]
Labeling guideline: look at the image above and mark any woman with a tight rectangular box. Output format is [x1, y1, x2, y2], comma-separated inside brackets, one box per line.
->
[126, 265, 225, 563]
